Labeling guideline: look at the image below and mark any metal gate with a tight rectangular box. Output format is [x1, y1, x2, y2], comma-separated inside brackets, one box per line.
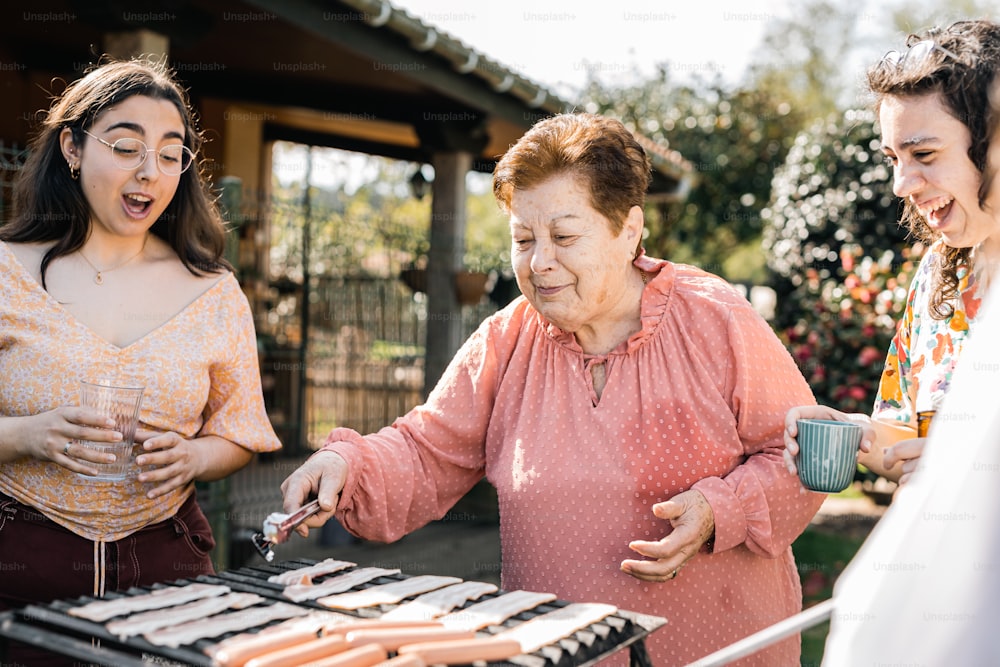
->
[304, 274, 497, 445]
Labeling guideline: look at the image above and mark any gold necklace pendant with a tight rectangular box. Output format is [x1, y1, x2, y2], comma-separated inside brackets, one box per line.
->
[78, 236, 148, 286]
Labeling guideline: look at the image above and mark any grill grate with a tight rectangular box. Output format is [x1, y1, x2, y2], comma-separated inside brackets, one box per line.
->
[0, 559, 665, 666]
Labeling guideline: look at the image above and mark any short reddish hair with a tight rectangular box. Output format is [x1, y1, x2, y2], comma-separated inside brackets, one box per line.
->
[492, 113, 651, 234]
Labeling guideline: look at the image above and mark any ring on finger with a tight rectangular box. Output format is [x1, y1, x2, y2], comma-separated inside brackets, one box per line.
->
[670, 568, 679, 579]
[64, 441, 72, 455]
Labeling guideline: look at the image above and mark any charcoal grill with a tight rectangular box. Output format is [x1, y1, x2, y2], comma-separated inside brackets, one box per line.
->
[0, 559, 666, 666]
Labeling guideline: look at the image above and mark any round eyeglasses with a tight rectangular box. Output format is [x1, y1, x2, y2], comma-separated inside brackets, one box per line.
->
[83, 130, 195, 176]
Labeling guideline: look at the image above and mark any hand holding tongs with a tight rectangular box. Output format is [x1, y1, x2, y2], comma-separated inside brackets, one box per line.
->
[251, 499, 322, 562]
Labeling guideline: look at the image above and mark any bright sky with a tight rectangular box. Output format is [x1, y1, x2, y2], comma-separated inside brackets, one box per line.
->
[390, 1, 992, 103]
[392, 0, 806, 96]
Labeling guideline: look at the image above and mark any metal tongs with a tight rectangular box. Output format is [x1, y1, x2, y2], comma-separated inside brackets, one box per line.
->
[251, 499, 322, 562]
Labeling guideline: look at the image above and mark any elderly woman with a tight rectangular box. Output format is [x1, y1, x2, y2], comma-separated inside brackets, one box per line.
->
[283, 113, 824, 666]
[785, 19, 1000, 488]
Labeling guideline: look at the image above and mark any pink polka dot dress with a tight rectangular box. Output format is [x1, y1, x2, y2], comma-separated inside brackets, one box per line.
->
[323, 255, 825, 666]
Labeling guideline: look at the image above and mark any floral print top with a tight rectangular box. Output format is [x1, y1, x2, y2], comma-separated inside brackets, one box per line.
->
[0, 242, 282, 541]
[874, 241, 986, 430]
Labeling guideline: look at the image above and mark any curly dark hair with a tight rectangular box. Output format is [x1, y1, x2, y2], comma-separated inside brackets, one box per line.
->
[866, 19, 1000, 319]
[0, 57, 230, 289]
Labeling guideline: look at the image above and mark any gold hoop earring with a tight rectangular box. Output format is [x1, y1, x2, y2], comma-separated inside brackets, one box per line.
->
[69, 163, 80, 180]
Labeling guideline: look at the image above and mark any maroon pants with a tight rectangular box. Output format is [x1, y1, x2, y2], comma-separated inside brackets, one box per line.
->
[0, 492, 216, 664]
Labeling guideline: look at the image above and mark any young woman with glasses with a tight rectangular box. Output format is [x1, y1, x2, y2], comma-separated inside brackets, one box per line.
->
[0, 58, 280, 662]
[784, 19, 1000, 488]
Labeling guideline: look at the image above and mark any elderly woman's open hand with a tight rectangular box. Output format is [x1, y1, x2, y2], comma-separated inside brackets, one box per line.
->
[621, 490, 715, 583]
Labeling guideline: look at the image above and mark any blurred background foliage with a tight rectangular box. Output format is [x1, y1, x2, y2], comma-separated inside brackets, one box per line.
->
[761, 108, 917, 412]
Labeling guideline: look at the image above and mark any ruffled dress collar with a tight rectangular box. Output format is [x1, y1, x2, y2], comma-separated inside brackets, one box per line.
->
[541, 250, 674, 356]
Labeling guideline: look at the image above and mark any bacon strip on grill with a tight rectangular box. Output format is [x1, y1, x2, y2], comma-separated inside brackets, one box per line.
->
[379, 581, 498, 622]
[282, 567, 400, 603]
[267, 559, 357, 586]
[67, 583, 231, 622]
[343, 626, 475, 651]
[316, 574, 462, 610]
[436, 590, 557, 631]
[209, 625, 323, 667]
[494, 602, 618, 653]
[143, 602, 312, 647]
[106, 592, 264, 638]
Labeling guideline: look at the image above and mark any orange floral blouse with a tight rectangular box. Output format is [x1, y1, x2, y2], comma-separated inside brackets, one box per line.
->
[0, 242, 281, 541]
[874, 241, 986, 430]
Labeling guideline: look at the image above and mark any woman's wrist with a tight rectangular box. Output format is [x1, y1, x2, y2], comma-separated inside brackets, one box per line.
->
[0, 415, 30, 462]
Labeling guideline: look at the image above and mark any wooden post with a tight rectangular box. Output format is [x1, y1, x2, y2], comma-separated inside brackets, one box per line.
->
[424, 150, 471, 397]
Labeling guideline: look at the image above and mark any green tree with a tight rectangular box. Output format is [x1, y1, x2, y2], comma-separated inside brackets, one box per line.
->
[463, 172, 512, 274]
[574, 0, 882, 284]
[268, 143, 509, 280]
[269, 146, 430, 279]
[580, 70, 809, 283]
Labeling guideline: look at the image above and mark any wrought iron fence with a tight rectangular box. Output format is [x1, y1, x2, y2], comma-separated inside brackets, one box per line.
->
[304, 274, 497, 444]
[223, 276, 498, 569]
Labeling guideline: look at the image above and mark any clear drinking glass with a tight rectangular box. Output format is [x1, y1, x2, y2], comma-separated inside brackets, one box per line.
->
[76, 381, 145, 481]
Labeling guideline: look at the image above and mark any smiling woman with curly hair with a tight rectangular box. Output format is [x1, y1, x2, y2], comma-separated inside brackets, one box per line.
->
[785, 19, 1000, 487]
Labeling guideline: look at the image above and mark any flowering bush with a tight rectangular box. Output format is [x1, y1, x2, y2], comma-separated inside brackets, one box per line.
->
[782, 244, 923, 412]
[763, 109, 916, 412]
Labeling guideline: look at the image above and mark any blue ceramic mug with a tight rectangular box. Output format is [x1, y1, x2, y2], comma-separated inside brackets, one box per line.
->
[795, 419, 862, 493]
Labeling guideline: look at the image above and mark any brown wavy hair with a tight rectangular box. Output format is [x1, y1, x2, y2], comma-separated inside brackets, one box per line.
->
[0, 57, 231, 289]
[492, 113, 651, 246]
[866, 19, 1000, 319]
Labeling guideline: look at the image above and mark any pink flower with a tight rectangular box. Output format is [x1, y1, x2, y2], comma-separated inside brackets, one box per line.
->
[858, 345, 882, 366]
[848, 386, 867, 401]
[840, 248, 855, 273]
